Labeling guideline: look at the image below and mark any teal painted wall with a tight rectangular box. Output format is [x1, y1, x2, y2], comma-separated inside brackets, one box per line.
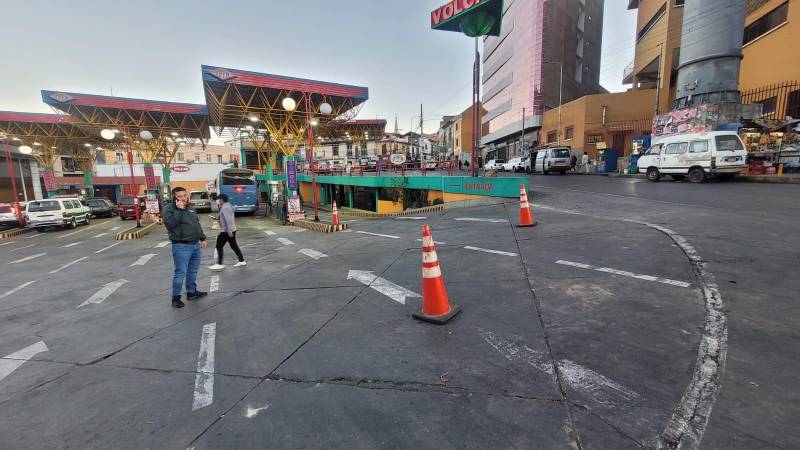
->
[289, 174, 525, 198]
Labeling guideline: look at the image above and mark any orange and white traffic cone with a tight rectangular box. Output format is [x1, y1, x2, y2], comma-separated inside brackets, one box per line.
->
[518, 184, 537, 227]
[332, 201, 341, 225]
[413, 225, 461, 324]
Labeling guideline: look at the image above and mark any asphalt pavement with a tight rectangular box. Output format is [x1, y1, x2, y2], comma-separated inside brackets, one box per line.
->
[0, 175, 797, 449]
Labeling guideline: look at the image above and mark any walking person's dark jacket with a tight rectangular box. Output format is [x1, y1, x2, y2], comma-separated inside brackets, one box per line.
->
[163, 202, 207, 243]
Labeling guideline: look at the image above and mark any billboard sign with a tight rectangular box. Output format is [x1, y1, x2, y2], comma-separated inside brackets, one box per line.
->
[390, 154, 407, 165]
[143, 165, 157, 190]
[431, 0, 503, 37]
[286, 160, 298, 190]
[42, 170, 57, 192]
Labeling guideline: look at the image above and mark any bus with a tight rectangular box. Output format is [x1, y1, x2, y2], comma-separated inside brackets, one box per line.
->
[216, 168, 258, 214]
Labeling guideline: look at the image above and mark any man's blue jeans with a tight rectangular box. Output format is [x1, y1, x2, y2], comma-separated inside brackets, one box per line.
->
[172, 242, 202, 297]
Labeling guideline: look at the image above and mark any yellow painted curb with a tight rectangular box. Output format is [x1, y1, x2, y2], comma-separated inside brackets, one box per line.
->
[341, 204, 445, 218]
[293, 220, 350, 233]
[115, 222, 160, 240]
[0, 227, 30, 240]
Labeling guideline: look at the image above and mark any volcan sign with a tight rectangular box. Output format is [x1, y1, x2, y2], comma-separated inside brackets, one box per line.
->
[431, 0, 503, 37]
[171, 165, 191, 173]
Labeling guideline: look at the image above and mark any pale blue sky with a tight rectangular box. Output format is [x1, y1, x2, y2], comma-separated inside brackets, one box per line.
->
[0, 0, 636, 134]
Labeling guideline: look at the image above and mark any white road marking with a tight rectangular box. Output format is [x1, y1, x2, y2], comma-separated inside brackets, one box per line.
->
[347, 270, 421, 305]
[61, 241, 82, 248]
[192, 322, 216, 411]
[8, 244, 35, 252]
[130, 253, 157, 267]
[110, 226, 120, 231]
[245, 404, 270, 418]
[24, 233, 43, 239]
[264, 230, 276, 236]
[455, 217, 508, 223]
[276, 238, 294, 246]
[95, 242, 121, 254]
[155, 241, 169, 248]
[479, 329, 639, 406]
[0, 341, 48, 383]
[79, 279, 128, 308]
[7, 253, 46, 265]
[292, 228, 307, 233]
[298, 248, 328, 260]
[464, 246, 518, 257]
[416, 238, 447, 245]
[0, 281, 36, 300]
[91, 233, 107, 239]
[555, 260, 691, 288]
[0, 241, 15, 246]
[58, 223, 100, 239]
[49, 256, 88, 274]
[209, 275, 219, 292]
[355, 231, 400, 239]
[396, 216, 427, 220]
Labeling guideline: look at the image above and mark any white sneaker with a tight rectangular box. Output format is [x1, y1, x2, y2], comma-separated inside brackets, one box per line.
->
[234, 261, 247, 267]
[209, 264, 226, 271]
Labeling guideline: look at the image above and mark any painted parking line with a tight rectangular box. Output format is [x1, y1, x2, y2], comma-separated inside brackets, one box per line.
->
[192, 322, 216, 411]
[298, 248, 328, 260]
[0, 341, 49, 383]
[0, 281, 36, 301]
[130, 253, 157, 267]
[58, 223, 101, 239]
[91, 233, 108, 239]
[0, 241, 14, 247]
[555, 260, 691, 288]
[463, 246, 518, 257]
[276, 238, 294, 246]
[155, 242, 170, 248]
[209, 276, 219, 293]
[396, 216, 427, 220]
[264, 231, 276, 236]
[355, 231, 401, 239]
[292, 228, 307, 233]
[79, 279, 128, 308]
[24, 233, 43, 239]
[62, 241, 83, 248]
[8, 244, 35, 252]
[110, 226, 120, 231]
[49, 256, 88, 274]
[455, 217, 509, 223]
[95, 242, 122, 254]
[8, 253, 46, 265]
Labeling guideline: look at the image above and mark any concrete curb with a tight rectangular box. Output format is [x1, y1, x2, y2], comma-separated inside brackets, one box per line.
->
[293, 220, 349, 233]
[0, 227, 30, 240]
[738, 175, 800, 184]
[115, 222, 160, 240]
[341, 204, 445, 218]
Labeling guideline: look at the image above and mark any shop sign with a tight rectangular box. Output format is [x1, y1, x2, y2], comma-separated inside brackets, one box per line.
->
[286, 160, 297, 190]
[143, 165, 157, 190]
[287, 195, 304, 222]
[145, 199, 160, 214]
[42, 170, 57, 192]
[431, 0, 503, 37]
[464, 182, 494, 191]
[171, 165, 191, 173]
[587, 135, 603, 144]
[390, 154, 406, 165]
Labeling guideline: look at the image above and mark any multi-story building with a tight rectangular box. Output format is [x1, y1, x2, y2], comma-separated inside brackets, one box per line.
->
[437, 115, 457, 158]
[481, 0, 606, 160]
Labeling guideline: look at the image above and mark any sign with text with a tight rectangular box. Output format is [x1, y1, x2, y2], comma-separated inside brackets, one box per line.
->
[431, 0, 503, 37]
[286, 160, 297, 190]
[171, 165, 191, 173]
[42, 170, 57, 192]
[390, 154, 407, 165]
[143, 165, 157, 190]
[287, 195, 304, 222]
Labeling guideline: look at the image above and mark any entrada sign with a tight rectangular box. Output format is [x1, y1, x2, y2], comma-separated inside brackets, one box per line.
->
[431, 0, 503, 37]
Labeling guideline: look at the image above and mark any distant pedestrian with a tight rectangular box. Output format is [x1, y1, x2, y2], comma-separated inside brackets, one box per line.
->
[570, 154, 578, 172]
[581, 152, 590, 174]
[209, 194, 245, 271]
[163, 187, 208, 308]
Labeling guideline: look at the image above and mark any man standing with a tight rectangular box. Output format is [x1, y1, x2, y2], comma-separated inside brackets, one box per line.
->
[163, 187, 208, 308]
[209, 193, 245, 271]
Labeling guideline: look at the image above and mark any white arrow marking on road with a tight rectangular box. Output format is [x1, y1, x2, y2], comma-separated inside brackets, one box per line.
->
[130, 253, 157, 267]
[49, 256, 88, 274]
[61, 241, 82, 248]
[298, 248, 328, 260]
[396, 216, 427, 220]
[464, 246, 518, 257]
[245, 404, 270, 418]
[555, 260, 691, 288]
[0, 241, 15, 247]
[7, 253, 46, 265]
[355, 231, 400, 239]
[155, 241, 169, 248]
[0, 341, 49, 383]
[95, 242, 121, 254]
[91, 233, 107, 239]
[0, 281, 36, 300]
[455, 217, 509, 223]
[8, 244, 35, 252]
[347, 270, 421, 305]
[276, 238, 294, 246]
[79, 279, 128, 308]
[264, 230, 276, 236]
[209, 275, 219, 293]
[192, 322, 216, 411]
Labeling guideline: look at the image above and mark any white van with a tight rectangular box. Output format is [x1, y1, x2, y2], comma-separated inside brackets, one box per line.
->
[533, 147, 572, 175]
[26, 198, 91, 231]
[638, 131, 748, 183]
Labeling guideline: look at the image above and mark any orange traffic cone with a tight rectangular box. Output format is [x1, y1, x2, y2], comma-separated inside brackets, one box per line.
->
[332, 201, 341, 225]
[518, 184, 537, 227]
[413, 225, 461, 324]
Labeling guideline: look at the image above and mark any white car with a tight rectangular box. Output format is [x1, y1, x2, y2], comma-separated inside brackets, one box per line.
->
[637, 131, 748, 183]
[26, 198, 91, 231]
[484, 159, 505, 170]
[0, 203, 27, 227]
[501, 157, 528, 172]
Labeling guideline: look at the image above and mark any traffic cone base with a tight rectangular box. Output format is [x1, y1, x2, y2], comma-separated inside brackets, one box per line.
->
[414, 224, 460, 325]
[517, 184, 537, 227]
[332, 201, 341, 226]
[412, 305, 462, 324]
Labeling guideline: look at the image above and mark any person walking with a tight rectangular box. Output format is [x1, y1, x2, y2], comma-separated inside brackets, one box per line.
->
[209, 194, 245, 271]
[570, 154, 578, 172]
[163, 187, 208, 309]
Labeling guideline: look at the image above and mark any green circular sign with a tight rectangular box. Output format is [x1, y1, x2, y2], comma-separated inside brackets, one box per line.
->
[459, 11, 496, 37]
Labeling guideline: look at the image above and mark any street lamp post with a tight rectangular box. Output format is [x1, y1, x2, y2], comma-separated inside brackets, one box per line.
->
[303, 97, 320, 222]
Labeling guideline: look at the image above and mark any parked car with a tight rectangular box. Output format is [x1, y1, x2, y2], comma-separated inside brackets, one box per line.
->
[0, 203, 27, 227]
[189, 191, 212, 212]
[533, 147, 572, 175]
[86, 197, 116, 218]
[484, 159, 505, 170]
[117, 197, 144, 220]
[501, 157, 529, 172]
[26, 198, 91, 231]
[637, 131, 748, 183]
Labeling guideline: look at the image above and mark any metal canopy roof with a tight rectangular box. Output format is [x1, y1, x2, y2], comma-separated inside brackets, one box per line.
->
[318, 119, 387, 140]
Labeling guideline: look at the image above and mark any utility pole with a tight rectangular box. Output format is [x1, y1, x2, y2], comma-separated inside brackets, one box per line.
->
[420, 104, 424, 161]
[654, 43, 663, 117]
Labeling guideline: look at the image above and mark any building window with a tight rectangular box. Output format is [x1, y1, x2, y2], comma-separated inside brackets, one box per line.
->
[115, 152, 124, 163]
[565, 127, 574, 140]
[744, 2, 788, 45]
[332, 144, 339, 157]
[381, 144, 387, 155]
[547, 131, 557, 144]
[96, 152, 105, 164]
[787, 90, 800, 119]
[217, 154, 223, 163]
[206, 154, 211, 163]
[177, 152, 184, 162]
[758, 96, 778, 116]
[638, 3, 667, 41]
[229, 154, 238, 163]
[194, 153, 200, 163]
[675, 0, 684, 5]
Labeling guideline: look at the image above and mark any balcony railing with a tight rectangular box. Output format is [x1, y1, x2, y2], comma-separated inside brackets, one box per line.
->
[622, 60, 635, 85]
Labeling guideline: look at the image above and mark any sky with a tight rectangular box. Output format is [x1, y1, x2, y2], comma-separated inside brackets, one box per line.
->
[0, 0, 636, 137]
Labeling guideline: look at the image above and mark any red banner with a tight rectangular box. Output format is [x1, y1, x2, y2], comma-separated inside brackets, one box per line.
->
[143, 165, 157, 190]
[42, 170, 57, 192]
